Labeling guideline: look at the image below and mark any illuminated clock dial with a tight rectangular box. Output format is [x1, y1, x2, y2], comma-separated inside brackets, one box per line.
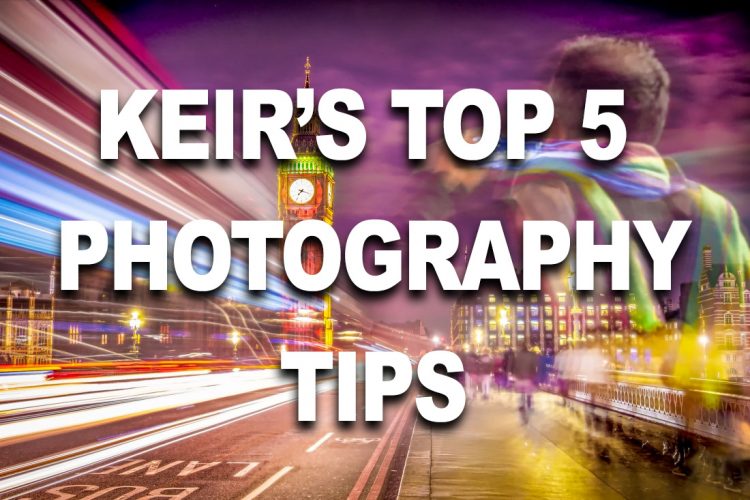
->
[289, 178, 315, 204]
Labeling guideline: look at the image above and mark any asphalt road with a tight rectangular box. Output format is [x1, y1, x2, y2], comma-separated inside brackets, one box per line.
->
[0, 377, 416, 500]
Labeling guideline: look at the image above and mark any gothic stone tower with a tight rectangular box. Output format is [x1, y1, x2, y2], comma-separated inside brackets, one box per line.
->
[277, 58, 335, 347]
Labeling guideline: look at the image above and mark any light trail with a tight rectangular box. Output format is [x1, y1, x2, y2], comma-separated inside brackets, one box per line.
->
[0, 134, 320, 311]
[0, 371, 219, 415]
[0, 379, 336, 497]
[0, 370, 210, 398]
[0, 370, 290, 442]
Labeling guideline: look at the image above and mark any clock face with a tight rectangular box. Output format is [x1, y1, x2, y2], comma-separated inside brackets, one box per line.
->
[289, 178, 315, 204]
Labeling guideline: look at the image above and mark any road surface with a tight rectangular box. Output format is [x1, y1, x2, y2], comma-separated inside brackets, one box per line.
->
[0, 371, 415, 500]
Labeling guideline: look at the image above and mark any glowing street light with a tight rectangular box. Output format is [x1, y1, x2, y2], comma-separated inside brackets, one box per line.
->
[129, 310, 142, 356]
[474, 327, 483, 346]
[229, 330, 241, 359]
[698, 334, 709, 347]
[432, 335, 441, 346]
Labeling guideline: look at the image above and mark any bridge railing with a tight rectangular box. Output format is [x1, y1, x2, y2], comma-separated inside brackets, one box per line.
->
[565, 377, 750, 448]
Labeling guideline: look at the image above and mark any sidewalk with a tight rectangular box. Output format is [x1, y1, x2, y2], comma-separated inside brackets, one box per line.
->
[398, 392, 739, 499]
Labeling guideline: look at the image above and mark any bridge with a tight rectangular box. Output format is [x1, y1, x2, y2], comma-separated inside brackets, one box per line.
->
[397, 373, 750, 498]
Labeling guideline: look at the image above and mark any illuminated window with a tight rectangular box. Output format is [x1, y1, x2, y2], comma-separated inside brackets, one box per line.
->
[558, 306, 567, 315]
[68, 324, 80, 345]
[544, 319, 553, 331]
[489, 306, 496, 317]
[517, 320, 526, 331]
[544, 305, 553, 316]
[614, 304, 623, 313]
[586, 306, 595, 316]
[488, 294, 496, 303]
[725, 313, 733, 325]
[586, 319, 595, 329]
[489, 320, 497, 331]
[600, 304, 609, 315]
[530, 320, 539, 331]
[516, 306, 525, 315]
[559, 321, 567, 332]
[601, 319, 610, 330]
[117, 333, 125, 345]
[100, 334, 108, 345]
[530, 306, 539, 316]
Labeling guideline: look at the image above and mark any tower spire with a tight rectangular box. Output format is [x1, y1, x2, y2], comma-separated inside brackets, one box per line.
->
[304, 56, 311, 88]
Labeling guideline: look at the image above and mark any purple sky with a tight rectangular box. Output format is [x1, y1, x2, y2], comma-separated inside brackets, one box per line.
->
[106, 0, 750, 332]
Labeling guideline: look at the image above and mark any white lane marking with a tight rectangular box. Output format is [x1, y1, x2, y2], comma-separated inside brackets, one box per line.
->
[306, 432, 334, 453]
[241, 466, 293, 500]
[229, 462, 259, 478]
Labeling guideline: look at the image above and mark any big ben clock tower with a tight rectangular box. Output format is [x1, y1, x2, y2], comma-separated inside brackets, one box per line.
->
[278, 57, 335, 347]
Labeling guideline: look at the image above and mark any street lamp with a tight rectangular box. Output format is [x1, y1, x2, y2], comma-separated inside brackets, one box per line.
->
[229, 330, 240, 359]
[129, 310, 142, 356]
[473, 327, 483, 348]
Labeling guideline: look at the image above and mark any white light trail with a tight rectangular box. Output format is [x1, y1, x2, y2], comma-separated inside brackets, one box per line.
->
[0, 380, 335, 496]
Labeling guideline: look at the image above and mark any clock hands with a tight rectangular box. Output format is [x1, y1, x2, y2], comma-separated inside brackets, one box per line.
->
[291, 180, 313, 203]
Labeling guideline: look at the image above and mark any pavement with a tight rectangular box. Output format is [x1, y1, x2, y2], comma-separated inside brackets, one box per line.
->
[398, 391, 744, 499]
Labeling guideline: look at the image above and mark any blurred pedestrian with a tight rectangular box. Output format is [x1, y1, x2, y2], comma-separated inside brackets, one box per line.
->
[492, 350, 505, 389]
[464, 349, 480, 400]
[538, 348, 554, 386]
[510, 345, 538, 411]
[477, 348, 494, 400]
[501, 347, 514, 389]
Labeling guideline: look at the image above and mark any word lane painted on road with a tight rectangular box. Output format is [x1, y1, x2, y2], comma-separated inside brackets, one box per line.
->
[93, 459, 260, 478]
[28, 460, 268, 499]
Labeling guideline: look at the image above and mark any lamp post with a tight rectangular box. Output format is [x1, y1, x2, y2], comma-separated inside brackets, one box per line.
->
[129, 311, 142, 356]
[230, 330, 240, 360]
